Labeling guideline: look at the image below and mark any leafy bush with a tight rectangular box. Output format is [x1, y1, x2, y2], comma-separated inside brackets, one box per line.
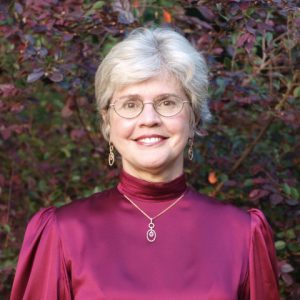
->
[0, 0, 299, 298]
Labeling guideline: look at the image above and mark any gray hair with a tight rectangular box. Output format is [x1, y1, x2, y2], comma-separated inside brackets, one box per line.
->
[95, 27, 211, 141]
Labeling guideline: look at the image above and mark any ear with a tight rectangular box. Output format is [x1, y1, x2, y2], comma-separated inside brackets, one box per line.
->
[188, 122, 195, 140]
[101, 109, 108, 123]
[100, 109, 111, 141]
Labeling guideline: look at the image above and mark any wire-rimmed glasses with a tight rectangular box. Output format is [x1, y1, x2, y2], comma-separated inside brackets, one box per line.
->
[109, 95, 189, 119]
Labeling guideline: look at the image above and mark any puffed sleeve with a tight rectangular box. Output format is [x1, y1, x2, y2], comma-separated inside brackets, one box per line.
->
[10, 207, 72, 300]
[240, 208, 280, 300]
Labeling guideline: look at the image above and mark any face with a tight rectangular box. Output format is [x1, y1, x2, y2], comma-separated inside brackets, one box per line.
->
[107, 73, 193, 182]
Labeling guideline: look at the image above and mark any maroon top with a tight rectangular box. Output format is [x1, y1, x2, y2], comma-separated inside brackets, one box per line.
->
[10, 171, 279, 300]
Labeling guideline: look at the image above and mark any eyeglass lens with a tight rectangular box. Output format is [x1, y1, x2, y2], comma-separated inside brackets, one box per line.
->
[112, 96, 186, 118]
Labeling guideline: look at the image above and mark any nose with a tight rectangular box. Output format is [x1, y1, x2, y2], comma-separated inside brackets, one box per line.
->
[137, 102, 162, 127]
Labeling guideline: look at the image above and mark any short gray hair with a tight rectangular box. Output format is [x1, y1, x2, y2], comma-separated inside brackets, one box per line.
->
[95, 27, 211, 141]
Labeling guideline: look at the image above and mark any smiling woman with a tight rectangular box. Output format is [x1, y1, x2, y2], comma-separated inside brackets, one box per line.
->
[10, 27, 280, 300]
[108, 73, 191, 182]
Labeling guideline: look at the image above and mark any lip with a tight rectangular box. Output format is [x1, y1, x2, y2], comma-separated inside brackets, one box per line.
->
[134, 134, 167, 146]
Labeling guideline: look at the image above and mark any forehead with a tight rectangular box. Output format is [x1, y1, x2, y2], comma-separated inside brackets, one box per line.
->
[112, 73, 185, 100]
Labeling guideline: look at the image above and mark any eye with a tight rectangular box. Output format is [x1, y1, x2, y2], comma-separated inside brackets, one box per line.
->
[121, 99, 142, 110]
[157, 97, 177, 107]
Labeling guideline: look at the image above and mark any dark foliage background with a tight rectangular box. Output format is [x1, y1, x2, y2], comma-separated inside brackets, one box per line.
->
[0, 0, 299, 298]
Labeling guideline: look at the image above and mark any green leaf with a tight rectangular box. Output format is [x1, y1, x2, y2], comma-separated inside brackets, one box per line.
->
[92, 186, 103, 193]
[244, 179, 253, 187]
[38, 180, 47, 192]
[293, 86, 300, 98]
[275, 240, 286, 250]
[61, 146, 72, 158]
[224, 57, 231, 69]
[159, 0, 175, 8]
[54, 201, 67, 208]
[72, 174, 81, 182]
[219, 173, 229, 182]
[276, 231, 284, 239]
[92, 1, 105, 10]
[85, 1, 105, 16]
[266, 32, 273, 46]
[287, 242, 300, 253]
[100, 36, 119, 57]
[290, 188, 299, 200]
[286, 229, 296, 240]
[282, 183, 291, 196]
[1, 224, 11, 233]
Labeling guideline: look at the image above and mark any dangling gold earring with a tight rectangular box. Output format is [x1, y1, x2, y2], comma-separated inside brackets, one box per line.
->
[188, 138, 194, 161]
[108, 142, 115, 166]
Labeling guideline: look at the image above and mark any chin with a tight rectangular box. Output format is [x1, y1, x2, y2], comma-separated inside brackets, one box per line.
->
[138, 159, 180, 172]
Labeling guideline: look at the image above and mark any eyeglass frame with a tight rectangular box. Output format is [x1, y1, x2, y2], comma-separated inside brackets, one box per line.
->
[109, 95, 190, 119]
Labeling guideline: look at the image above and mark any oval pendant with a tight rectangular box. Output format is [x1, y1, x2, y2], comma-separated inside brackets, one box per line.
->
[147, 228, 156, 242]
[147, 220, 156, 242]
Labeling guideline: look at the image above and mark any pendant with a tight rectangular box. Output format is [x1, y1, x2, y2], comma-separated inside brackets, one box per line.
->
[146, 220, 156, 242]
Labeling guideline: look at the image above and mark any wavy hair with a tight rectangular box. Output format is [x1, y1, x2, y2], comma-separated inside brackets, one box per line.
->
[95, 27, 211, 141]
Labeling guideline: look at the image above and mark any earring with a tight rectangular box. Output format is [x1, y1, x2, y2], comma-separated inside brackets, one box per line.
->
[188, 138, 194, 161]
[108, 142, 115, 166]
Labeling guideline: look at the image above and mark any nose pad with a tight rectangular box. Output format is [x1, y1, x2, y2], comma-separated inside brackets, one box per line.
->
[138, 102, 161, 125]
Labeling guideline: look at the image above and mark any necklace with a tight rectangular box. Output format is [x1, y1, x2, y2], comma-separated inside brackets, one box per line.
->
[123, 191, 186, 243]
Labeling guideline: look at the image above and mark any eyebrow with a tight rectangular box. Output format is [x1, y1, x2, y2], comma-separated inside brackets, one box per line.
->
[117, 93, 181, 100]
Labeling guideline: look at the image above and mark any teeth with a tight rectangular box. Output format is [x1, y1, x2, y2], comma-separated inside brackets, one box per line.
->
[139, 137, 162, 143]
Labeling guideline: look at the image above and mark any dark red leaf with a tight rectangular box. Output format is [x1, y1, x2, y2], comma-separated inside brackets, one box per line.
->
[61, 105, 73, 118]
[249, 189, 270, 203]
[27, 69, 44, 83]
[14, 2, 24, 14]
[281, 263, 294, 273]
[270, 194, 284, 205]
[0, 84, 18, 97]
[212, 47, 223, 55]
[236, 33, 250, 47]
[252, 177, 269, 185]
[282, 273, 294, 286]
[198, 6, 216, 21]
[0, 127, 11, 140]
[246, 23, 256, 35]
[10, 103, 24, 113]
[285, 199, 298, 206]
[48, 71, 64, 82]
[71, 129, 86, 141]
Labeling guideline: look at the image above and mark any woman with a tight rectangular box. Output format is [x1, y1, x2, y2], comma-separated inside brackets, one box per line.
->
[11, 27, 279, 300]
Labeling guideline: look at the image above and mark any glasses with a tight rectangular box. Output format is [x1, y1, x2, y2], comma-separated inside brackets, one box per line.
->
[109, 95, 189, 119]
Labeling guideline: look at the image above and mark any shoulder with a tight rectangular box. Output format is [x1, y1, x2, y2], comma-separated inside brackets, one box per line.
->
[25, 188, 117, 231]
[25, 188, 118, 254]
[187, 188, 251, 230]
[25, 206, 59, 239]
[248, 208, 275, 244]
[54, 187, 117, 223]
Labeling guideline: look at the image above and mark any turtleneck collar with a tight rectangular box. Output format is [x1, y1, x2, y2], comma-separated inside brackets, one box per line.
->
[117, 170, 187, 202]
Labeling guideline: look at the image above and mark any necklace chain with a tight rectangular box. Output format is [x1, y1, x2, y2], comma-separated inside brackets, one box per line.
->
[123, 190, 186, 242]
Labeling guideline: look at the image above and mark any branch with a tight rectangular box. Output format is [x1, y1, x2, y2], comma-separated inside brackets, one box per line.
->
[211, 76, 296, 197]
[73, 97, 97, 148]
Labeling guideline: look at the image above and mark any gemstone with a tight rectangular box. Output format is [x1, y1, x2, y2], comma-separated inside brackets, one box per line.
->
[147, 229, 156, 242]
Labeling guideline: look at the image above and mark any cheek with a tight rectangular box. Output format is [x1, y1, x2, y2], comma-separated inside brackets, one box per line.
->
[109, 117, 135, 143]
[167, 119, 190, 146]
[176, 110, 193, 138]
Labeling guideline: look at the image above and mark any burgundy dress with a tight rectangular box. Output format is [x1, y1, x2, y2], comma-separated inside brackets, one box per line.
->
[10, 171, 279, 300]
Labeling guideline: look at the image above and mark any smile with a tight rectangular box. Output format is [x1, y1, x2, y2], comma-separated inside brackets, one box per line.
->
[135, 136, 166, 145]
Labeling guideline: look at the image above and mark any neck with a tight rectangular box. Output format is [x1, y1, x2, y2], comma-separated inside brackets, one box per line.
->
[117, 169, 187, 202]
[122, 162, 184, 183]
